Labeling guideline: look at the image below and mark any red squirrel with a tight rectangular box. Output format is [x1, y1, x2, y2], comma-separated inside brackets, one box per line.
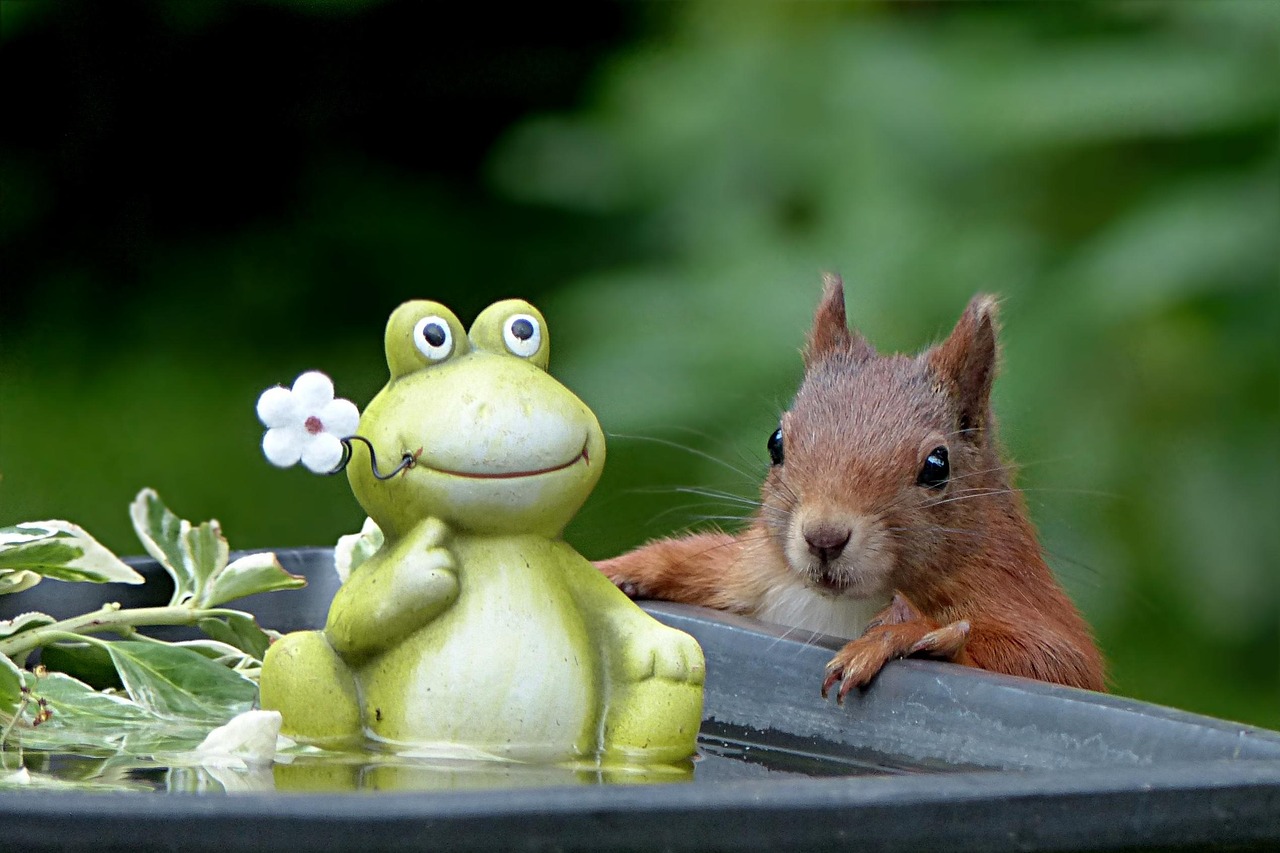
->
[597, 274, 1106, 698]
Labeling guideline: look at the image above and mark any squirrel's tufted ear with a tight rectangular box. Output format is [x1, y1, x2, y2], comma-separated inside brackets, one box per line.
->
[927, 294, 1000, 436]
[804, 273, 875, 366]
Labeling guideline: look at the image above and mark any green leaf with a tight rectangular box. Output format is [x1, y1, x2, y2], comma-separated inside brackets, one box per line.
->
[183, 519, 229, 604]
[0, 570, 42, 595]
[335, 517, 384, 583]
[39, 642, 124, 691]
[129, 488, 199, 604]
[170, 640, 259, 672]
[27, 670, 153, 726]
[104, 641, 256, 723]
[198, 613, 271, 661]
[3, 670, 162, 755]
[0, 522, 144, 585]
[6, 670, 154, 755]
[200, 551, 304, 608]
[8, 667, 223, 758]
[0, 611, 55, 640]
[129, 488, 234, 606]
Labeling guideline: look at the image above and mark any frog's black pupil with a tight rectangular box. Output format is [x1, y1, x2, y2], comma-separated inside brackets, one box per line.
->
[767, 428, 784, 466]
[917, 446, 949, 490]
[511, 318, 535, 341]
[423, 323, 447, 348]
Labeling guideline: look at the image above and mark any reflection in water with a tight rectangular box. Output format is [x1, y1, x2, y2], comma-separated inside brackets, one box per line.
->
[270, 751, 695, 793]
[19, 724, 934, 793]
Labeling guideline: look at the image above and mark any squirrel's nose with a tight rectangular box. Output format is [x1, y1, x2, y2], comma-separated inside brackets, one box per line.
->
[804, 524, 851, 564]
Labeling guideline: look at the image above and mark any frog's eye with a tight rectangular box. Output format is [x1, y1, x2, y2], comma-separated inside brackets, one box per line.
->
[502, 313, 542, 358]
[413, 315, 454, 362]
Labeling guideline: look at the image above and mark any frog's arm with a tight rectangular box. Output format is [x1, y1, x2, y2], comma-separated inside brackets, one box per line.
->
[325, 518, 459, 660]
[564, 545, 706, 688]
[563, 546, 670, 640]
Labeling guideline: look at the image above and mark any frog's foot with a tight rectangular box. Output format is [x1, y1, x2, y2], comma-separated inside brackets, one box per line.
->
[601, 625, 705, 764]
[259, 630, 363, 749]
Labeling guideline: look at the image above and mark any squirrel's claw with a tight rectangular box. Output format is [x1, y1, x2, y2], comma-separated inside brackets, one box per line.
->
[596, 555, 650, 600]
[822, 617, 971, 703]
[616, 580, 644, 600]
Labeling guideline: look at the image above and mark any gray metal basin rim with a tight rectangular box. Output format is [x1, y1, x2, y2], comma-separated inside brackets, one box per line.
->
[1, 546, 1278, 852]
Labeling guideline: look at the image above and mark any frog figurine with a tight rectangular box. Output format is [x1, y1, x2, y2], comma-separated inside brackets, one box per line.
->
[259, 298, 705, 764]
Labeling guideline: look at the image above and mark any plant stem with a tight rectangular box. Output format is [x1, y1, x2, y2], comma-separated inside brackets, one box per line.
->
[0, 604, 245, 664]
[0, 689, 31, 759]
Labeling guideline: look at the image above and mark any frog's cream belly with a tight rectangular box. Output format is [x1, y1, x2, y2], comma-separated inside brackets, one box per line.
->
[355, 537, 597, 759]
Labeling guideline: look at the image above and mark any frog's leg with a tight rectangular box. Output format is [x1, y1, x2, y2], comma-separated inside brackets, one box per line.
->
[563, 552, 705, 764]
[259, 630, 362, 749]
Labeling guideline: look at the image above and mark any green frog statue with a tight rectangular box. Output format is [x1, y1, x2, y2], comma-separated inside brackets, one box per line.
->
[256, 298, 705, 765]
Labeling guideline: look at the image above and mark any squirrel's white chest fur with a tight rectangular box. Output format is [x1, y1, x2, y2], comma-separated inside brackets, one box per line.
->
[751, 578, 886, 641]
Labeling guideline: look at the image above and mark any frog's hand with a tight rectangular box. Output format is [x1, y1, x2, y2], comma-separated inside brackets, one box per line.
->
[612, 611, 705, 688]
[325, 518, 460, 660]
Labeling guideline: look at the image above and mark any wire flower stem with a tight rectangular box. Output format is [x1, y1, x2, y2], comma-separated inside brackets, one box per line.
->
[330, 435, 416, 480]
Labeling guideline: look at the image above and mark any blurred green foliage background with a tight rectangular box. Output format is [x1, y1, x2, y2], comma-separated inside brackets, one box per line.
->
[2, 0, 1276, 728]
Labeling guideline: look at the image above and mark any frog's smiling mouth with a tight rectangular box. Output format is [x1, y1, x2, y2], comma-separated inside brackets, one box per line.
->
[420, 443, 591, 480]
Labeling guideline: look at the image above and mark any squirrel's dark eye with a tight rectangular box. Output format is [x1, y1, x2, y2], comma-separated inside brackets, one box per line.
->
[767, 428, 784, 466]
[917, 446, 949, 490]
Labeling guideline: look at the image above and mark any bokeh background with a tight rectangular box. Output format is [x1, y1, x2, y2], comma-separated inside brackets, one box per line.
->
[2, 0, 1276, 728]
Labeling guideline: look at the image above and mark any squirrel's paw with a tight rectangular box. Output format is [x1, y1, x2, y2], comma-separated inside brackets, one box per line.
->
[862, 591, 926, 631]
[822, 618, 970, 702]
[595, 556, 652, 600]
[620, 627, 706, 686]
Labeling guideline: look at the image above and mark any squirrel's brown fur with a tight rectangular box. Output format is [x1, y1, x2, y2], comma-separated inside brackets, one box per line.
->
[597, 275, 1105, 697]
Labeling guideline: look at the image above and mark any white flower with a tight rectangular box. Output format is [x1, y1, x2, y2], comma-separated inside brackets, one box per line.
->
[194, 709, 283, 769]
[256, 371, 360, 474]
